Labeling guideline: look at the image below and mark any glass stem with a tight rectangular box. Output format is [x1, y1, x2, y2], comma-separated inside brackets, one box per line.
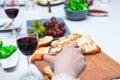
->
[12, 19, 16, 35]
[27, 56, 32, 73]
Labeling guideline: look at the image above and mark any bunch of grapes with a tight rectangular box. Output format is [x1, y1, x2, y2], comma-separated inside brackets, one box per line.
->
[31, 20, 46, 37]
[43, 17, 66, 37]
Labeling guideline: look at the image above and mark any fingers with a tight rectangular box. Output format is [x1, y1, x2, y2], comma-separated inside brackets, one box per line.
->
[63, 41, 85, 55]
[64, 41, 77, 48]
[43, 55, 55, 66]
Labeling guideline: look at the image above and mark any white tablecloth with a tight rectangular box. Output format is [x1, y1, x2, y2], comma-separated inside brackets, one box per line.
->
[0, 0, 120, 79]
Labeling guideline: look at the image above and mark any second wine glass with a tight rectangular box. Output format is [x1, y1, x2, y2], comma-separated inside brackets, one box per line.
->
[4, 0, 19, 38]
[16, 28, 40, 80]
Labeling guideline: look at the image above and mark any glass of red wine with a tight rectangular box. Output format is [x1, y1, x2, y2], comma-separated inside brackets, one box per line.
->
[4, 0, 19, 38]
[16, 28, 40, 80]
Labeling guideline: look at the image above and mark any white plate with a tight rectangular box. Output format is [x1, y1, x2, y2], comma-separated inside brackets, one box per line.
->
[0, 18, 22, 31]
[36, 0, 65, 6]
[0, 37, 19, 69]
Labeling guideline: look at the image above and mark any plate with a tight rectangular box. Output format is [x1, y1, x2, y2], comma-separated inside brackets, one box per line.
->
[26, 18, 71, 39]
[0, 18, 22, 31]
[0, 37, 19, 69]
[88, 9, 108, 17]
[36, 0, 65, 6]
[0, 0, 25, 6]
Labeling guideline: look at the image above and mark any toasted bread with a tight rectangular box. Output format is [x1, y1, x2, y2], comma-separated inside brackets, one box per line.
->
[31, 47, 50, 61]
[67, 33, 81, 41]
[51, 37, 71, 46]
[37, 36, 53, 48]
[51, 33, 81, 46]
[76, 35, 101, 54]
[49, 47, 62, 55]
[43, 66, 54, 78]
[42, 75, 50, 80]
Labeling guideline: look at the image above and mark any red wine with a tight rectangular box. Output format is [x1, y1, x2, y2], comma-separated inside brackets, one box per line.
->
[5, 8, 19, 19]
[17, 36, 38, 56]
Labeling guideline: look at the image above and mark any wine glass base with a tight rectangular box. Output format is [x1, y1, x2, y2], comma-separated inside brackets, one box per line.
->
[8, 33, 16, 38]
[20, 72, 40, 80]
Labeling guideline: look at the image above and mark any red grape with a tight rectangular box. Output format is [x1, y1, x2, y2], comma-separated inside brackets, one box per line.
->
[61, 27, 66, 33]
[43, 16, 66, 38]
[54, 23, 59, 30]
[47, 29, 54, 36]
[59, 22, 65, 28]
[43, 22, 51, 28]
[53, 31, 58, 37]
[51, 17, 57, 24]
[57, 30, 64, 36]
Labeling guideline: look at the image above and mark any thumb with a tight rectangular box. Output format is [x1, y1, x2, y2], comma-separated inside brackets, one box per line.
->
[43, 54, 55, 66]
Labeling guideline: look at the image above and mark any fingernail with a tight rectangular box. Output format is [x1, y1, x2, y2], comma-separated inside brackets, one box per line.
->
[41, 54, 44, 60]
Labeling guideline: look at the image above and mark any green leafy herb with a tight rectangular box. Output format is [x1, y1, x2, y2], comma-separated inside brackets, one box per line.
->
[0, 39, 17, 59]
[0, 39, 3, 48]
[66, 0, 88, 11]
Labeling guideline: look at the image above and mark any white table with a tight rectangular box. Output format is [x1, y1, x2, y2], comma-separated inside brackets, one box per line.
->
[0, 0, 120, 80]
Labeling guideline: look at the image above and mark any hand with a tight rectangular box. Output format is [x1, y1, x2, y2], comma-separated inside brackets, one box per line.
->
[43, 41, 86, 78]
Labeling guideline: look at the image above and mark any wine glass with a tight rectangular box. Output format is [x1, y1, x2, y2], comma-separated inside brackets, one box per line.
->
[4, 0, 19, 38]
[16, 28, 40, 80]
[0, 0, 3, 10]
[25, 0, 35, 10]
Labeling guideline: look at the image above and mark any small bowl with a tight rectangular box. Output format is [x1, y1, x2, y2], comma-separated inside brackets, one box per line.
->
[64, 7, 88, 21]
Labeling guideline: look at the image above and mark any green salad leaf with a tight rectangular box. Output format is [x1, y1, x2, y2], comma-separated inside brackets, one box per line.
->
[0, 39, 17, 59]
[0, 39, 3, 48]
[66, 0, 88, 11]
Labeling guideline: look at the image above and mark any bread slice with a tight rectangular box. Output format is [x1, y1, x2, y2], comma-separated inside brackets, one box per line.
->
[76, 35, 101, 54]
[42, 75, 50, 80]
[31, 47, 50, 61]
[51, 33, 81, 46]
[37, 36, 53, 48]
[43, 66, 54, 78]
[67, 33, 81, 41]
[34, 61, 52, 79]
[49, 47, 62, 55]
[51, 37, 71, 46]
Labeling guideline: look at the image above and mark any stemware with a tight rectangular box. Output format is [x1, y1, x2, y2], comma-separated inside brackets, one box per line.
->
[25, 0, 34, 10]
[4, 0, 19, 38]
[0, 0, 2, 10]
[16, 28, 40, 80]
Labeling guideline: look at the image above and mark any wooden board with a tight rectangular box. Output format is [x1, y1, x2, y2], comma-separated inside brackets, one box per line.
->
[34, 52, 120, 80]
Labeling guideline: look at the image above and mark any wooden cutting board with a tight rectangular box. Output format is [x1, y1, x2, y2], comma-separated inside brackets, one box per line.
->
[34, 52, 120, 80]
